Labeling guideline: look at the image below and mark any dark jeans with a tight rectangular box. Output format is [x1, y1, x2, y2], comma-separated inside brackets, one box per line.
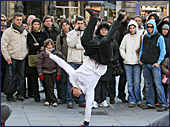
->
[8, 58, 26, 96]
[108, 76, 116, 100]
[95, 81, 109, 103]
[43, 72, 57, 103]
[56, 69, 67, 102]
[118, 57, 127, 98]
[66, 62, 85, 104]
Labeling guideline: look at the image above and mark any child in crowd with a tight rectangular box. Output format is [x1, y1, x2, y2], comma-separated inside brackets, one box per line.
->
[161, 57, 169, 106]
[37, 39, 64, 107]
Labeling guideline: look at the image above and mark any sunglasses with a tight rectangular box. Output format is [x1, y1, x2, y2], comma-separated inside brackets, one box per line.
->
[147, 26, 154, 29]
[1, 19, 6, 21]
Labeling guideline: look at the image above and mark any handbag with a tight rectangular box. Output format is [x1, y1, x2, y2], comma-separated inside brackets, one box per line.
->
[4, 64, 17, 95]
[28, 53, 39, 67]
[136, 35, 143, 58]
[28, 32, 39, 67]
[112, 60, 124, 76]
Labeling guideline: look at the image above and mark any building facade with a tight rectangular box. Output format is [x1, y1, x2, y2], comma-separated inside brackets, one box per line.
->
[1, 1, 169, 21]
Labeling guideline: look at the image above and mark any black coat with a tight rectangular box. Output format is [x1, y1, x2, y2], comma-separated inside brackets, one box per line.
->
[157, 21, 169, 58]
[43, 25, 60, 43]
[26, 31, 48, 74]
[99, 39, 119, 82]
[115, 21, 128, 47]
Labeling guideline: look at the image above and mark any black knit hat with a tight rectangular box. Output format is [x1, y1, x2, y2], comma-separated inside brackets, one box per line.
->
[95, 22, 110, 35]
[31, 18, 41, 25]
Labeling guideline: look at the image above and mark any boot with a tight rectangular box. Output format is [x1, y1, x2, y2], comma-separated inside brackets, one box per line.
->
[85, 8, 100, 18]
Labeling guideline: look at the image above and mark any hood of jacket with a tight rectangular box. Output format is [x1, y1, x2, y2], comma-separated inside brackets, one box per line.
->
[95, 22, 110, 36]
[157, 21, 169, 37]
[146, 19, 157, 37]
[127, 20, 138, 35]
[148, 13, 160, 25]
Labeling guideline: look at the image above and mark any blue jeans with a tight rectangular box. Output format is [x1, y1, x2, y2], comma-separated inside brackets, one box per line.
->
[124, 64, 142, 104]
[66, 62, 85, 104]
[9, 58, 26, 96]
[142, 64, 168, 107]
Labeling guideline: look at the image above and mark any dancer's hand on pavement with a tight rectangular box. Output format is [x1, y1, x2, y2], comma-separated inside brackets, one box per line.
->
[72, 87, 82, 97]
[45, 49, 51, 55]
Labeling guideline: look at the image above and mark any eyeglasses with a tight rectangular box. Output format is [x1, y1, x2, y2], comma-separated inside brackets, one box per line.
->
[147, 26, 154, 29]
[1, 19, 6, 22]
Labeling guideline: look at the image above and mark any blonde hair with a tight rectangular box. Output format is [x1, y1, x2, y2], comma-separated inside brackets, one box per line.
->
[29, 18, 42, 32]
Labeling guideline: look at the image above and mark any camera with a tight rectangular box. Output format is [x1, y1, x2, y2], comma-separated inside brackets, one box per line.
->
[77, 27, 84, 31]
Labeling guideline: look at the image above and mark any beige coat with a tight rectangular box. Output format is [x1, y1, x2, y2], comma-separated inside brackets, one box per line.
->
[1, 26, 28, 61]
[66, 29, 85, 64]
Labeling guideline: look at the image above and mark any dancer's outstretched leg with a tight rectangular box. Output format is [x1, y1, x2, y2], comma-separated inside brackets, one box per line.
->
[46, 50, 82, 97]
[81, 9, 100, 54]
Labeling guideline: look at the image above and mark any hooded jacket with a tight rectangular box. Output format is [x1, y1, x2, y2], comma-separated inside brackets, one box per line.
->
[119, 20, 140, 64]
[148, 13, 160, 25]
[157, 21, 169, 58]
[139, 19, 166, 64]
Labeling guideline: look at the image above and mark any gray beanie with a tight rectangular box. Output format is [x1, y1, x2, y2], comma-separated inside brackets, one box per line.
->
[162, 24, 169, 30]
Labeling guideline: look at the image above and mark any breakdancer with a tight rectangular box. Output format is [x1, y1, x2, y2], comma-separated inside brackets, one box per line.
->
[46, 8, 125, 126]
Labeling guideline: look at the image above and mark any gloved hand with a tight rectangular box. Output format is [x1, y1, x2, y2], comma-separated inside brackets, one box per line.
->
[117, 13, 125, 22]
[56, 74, 61, 81]
[39, 75, 44, 80]
[167, 71, 169, 76]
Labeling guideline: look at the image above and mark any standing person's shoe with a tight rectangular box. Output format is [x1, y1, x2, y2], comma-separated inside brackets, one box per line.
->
[34, 98, 40, 102]
[137, 103, 144, 108]
[85, 8, 100, 17]
[92, 101, 98, 109]
[44, 102, 50, 106]
[117, 95, 128, 103]
[99, 100, 109, 107]
[79, 103, 86, 108]
[17, 95, 24, 101]
[52, 103, 57, 107]
[24, 95, 29, 99]
[142, 104, 155, 110]
[128, 103, 135, 108]
[58, 99, 66, 104]
[157, 106, 168, 112]
[67, 103, 73, 109]
[110, 99, 115, 104]
[6, 96, 16, 102]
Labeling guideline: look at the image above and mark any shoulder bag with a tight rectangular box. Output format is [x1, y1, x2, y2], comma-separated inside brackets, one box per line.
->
[28, 33, 39, 67]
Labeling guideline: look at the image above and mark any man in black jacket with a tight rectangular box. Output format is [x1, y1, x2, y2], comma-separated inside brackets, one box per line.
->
[115, 9, 129, 103]
[43, 15, 60, 44]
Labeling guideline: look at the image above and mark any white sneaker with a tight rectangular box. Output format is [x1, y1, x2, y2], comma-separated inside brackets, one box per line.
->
[101, 100, 109, 107]
[93, 101, 98, 109]
[52, 103, 57, 107]
[44, 102, 50, 106]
